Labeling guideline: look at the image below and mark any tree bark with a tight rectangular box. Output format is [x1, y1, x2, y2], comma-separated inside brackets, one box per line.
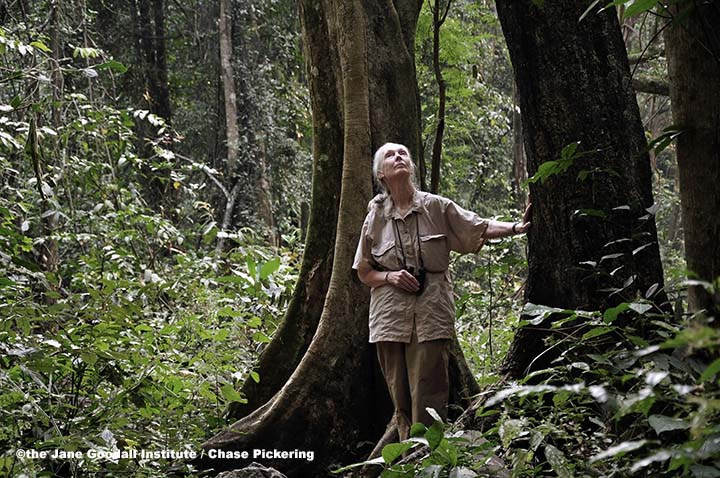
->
[664, 2, 720, 317]
[495, 0, 669, 378]
[216, 0, 239, 252]
[511, 80, 527, 209]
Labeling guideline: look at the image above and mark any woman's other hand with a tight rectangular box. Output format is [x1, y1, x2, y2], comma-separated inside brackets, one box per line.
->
[387, 270, 420, 293]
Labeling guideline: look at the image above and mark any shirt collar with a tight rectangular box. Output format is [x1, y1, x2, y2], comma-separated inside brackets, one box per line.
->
[384, 189, 425, 220]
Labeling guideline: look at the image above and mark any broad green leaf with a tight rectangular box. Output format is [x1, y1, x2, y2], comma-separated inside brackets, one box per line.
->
[582, 326, 616, 340]
[689, 465, 720, 478]
[220, 384, 246, 403]
[216, 306, 242, 318]
[498, 418, 527, 448]
[198, 386, 218, 403]
[30, 41, 51, 52]
[647, 414, 690, 435]
[0, 277, 17, 286]
[250, 371, 260, 383]
[410, 422, 427, 437]
[96, 60, 129, 74]
[545, 444, 573, 478]
[425, 421, 444, 450]
[252, 331, 271, 343]
[604, 303, 629, 322]
[381, 442, 413, 464]
[259, 257, 281, 280]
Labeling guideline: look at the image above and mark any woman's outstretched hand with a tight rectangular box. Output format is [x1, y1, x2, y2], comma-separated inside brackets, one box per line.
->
[515, 200, 532, 234]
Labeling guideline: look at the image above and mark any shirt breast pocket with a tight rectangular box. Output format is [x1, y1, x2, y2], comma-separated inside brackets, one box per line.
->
[371, 241, 401, 271]
[420, 234, 450, 272]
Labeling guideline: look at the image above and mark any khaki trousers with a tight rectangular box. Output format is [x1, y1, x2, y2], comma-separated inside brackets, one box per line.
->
[375, 326, 450, 441]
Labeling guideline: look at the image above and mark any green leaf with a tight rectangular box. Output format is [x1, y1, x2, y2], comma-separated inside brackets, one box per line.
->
[647, 414, 690, 435]
[81, 352, 97, 366]
[545, 444, 573, 478]
[217, 306, 242, 317]
[30, 41, 51, 52]
[96, 60, 128, 74]
[647, 126, 684, 154]
[623, 0, 658, 18]
[250, 371, 260, 383]
[247, 257, 257, 280]
[409, 423, 427, 437]
[252, 331, 271, 343]
[689, 465, 720, 478]
[198, 386, 218, 403]
[498, 418, 527, 448]
[699, 358, 720, 383]
[604, 303, 629, 323]
[582, 326, 616, 340]
[381, 442, 413, 464]
[220, 384, 246, 403]
[259, 257, 281, 280]
[425, 421, 444, 450]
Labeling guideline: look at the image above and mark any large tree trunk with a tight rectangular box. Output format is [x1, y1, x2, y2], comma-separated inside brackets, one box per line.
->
[664, 2, 720, 318]
[495, 0, 669, 378]
[201, 1, 382, 474]
[227, 0, 345, 422]
[200, 1, 478, 476]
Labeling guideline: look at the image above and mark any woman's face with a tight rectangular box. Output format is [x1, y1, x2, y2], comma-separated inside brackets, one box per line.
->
[378, 146, 411, 183]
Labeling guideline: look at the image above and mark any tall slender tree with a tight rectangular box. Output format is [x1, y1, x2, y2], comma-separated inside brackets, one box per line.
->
[664, 1, 720, 318]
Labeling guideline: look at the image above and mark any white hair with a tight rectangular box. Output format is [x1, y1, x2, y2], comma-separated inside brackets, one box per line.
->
[372, 142, 417, 193]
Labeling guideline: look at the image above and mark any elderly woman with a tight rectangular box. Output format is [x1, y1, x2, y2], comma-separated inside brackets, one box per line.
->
[352, 142, 531, 441]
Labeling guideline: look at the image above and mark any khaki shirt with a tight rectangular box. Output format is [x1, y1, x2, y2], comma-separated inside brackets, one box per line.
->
[352, 190, 489, 343]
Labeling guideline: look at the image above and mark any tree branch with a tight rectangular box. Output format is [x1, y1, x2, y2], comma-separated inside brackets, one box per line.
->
[632, 75, 669, 96]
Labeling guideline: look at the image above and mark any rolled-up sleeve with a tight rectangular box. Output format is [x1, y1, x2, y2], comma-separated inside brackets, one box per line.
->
[444, 200, 489, 254]
[352, 216, 373, 270]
